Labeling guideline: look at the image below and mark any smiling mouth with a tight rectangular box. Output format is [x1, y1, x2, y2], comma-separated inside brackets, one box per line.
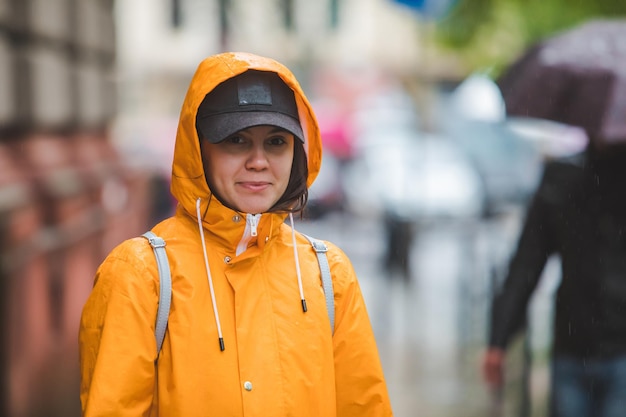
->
[238, 182, 270, 191]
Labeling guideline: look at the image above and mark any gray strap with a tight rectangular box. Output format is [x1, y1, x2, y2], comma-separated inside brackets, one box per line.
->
[303, 234, 335, 335]
[142, 231, 171, 355]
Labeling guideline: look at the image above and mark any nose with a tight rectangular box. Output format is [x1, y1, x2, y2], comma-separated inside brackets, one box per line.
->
[245, 143, 269, 170]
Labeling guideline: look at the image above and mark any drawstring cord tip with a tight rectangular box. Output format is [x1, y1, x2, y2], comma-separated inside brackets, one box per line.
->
[218, 338, 225, 351]
[301, 299, 307, 313]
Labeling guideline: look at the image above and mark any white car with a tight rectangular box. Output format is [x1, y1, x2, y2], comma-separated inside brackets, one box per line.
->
[343, 127, 485, 222]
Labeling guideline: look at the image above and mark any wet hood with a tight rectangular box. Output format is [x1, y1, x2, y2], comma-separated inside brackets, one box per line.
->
[170, 52, 322, 220]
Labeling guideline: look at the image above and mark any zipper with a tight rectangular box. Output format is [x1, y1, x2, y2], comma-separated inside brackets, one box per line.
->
[235, 213, 261, 255]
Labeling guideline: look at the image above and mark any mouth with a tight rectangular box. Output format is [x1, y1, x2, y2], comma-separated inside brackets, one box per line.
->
[238, 181, 271, 192]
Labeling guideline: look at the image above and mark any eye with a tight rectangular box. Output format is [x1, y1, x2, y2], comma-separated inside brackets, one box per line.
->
[267, 135, 288, 146]
[224, 134, 246, 145]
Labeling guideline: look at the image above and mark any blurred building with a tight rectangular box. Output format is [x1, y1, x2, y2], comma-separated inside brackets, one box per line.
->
[112, 0, 462, 166]
[0, 1, 459, 416]
[115, 0, 438, 86]
[0, 1, 158, 416]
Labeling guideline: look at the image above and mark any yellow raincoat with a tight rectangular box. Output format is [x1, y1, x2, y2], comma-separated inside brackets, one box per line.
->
[79, 52, 393, 417]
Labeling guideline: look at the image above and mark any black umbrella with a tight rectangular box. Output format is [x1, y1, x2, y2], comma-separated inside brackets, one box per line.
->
[498, 19, 626, 144]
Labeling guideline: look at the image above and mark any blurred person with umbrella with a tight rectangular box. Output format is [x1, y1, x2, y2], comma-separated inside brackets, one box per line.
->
[483, 19, 626, 417]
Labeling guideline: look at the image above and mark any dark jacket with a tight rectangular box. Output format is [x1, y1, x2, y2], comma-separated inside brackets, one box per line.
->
[489, 146, 626, 359]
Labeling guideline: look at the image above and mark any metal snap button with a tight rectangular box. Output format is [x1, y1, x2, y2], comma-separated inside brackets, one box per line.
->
[244, 381, 253, 391]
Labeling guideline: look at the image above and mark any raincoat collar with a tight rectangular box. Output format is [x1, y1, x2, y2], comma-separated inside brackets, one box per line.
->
[188, 198, 281, 255]
[170, 52, 322, 249]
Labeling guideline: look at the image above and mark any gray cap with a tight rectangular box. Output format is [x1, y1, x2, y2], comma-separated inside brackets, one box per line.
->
[196, 70, 304, 143]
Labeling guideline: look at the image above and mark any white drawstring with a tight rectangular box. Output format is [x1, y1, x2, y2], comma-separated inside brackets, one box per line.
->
[196, 198, 225, 351]
[289, 212, 307, 313]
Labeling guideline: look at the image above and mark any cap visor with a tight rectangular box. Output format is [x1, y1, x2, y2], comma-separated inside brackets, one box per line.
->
[198, 111, 304, 143]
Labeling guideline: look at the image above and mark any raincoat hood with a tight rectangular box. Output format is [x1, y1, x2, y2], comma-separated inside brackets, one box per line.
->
[171, 52, 322, 222]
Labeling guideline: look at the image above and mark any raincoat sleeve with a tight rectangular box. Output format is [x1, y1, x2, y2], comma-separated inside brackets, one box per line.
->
[327, 243, 394, 417]
[79, 239, 160, 417]
[489, 162, 560, 349]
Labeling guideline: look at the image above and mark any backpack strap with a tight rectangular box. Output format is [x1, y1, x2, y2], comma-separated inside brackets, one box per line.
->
[142, 231, 172, 355]
[302, 234, 335, 335]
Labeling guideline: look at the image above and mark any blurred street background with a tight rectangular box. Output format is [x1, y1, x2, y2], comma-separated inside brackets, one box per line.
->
[1, 0, 625, 416]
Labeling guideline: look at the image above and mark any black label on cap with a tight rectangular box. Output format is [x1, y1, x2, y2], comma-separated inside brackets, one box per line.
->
[238, 77, 272, 106]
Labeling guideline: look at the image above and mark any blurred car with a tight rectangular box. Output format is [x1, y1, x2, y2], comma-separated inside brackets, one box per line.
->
[444, 119, 543, 216]
[342, 126, 485, 223]
[306, 82, 423, 220]
[441, 73, 544, 216]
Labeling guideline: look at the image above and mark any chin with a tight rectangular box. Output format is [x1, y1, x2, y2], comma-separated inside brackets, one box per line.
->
[237, 203, 273, 214]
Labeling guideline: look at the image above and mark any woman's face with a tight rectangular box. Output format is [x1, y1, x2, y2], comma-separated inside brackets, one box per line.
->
[200, 125, 295, 214]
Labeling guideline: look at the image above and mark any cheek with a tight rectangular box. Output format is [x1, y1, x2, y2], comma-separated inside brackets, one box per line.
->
[201, 149, 226, 191]
[278, 155, 294, 186]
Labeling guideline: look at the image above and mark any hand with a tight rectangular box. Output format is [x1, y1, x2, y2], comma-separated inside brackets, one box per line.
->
[482, 347, 505, 389]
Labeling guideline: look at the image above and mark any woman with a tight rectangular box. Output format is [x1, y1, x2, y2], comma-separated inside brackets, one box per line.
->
[79, 52, 393, 417]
